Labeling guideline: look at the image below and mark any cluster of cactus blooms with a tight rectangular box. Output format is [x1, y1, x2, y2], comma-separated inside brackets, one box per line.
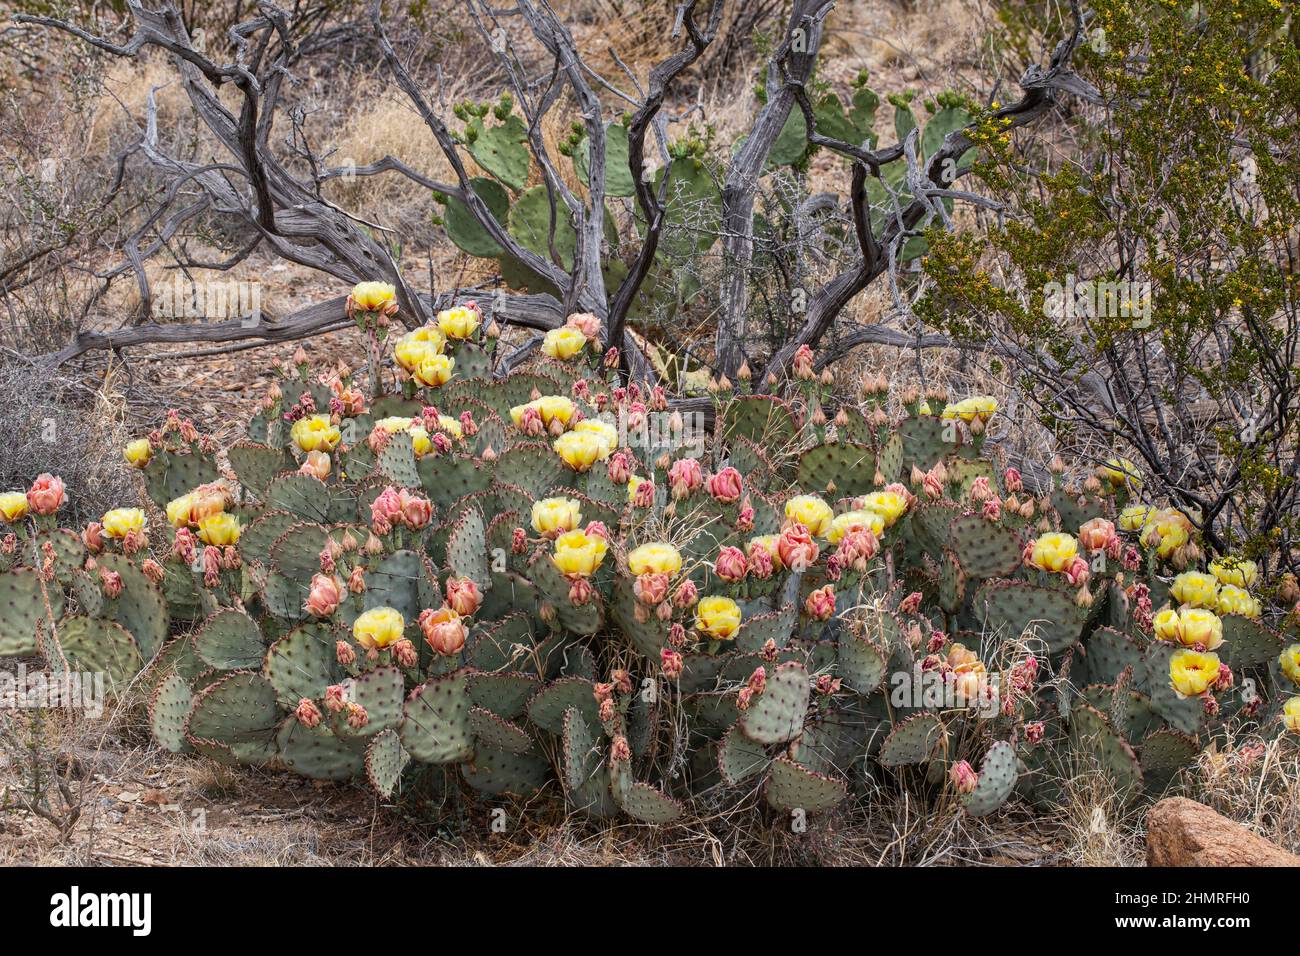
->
[0, 280, 1297, 820]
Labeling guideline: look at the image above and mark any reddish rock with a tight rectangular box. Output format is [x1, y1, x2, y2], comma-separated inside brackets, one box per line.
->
[1146, 797, 1299, 867]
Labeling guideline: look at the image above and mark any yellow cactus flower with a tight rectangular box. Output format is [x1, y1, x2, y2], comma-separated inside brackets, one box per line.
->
[1209, 557, 1259, 589]
[196, 512, 242, 546]
[123, 438, 153, 469]
[627, 474, 648, 505]
[554, 431, 605, 472]
[436, 415, 463, 440]
[542, 325, 588, 360]
[1101, 457, 1142, 489]
[353, 606, 405, 649]
[1153, 607, 1182, 643]
[1280, 644, 1300, 687]
[858, 490, 909, 527]
[552, 529, 608, 577]
[393, 327, 446, 371]
[0, 492, 29, 522]
[166, 493, 196, 528]
[1117, 504, 1155, 532]
[917, 401, 932, 416]
[628, 542, 683, 576]
[1028, 532, 1079, 573]
[1142, 509, 1191, 558]
[573, 418, 619, 456]
[825, 509, 885, 544]
[1284, 697, 1300, 734]
[291, 414, 341, 453]
[1177, 607, 1224, 650]
[785, 495, 834, 537]
[413, 353, 455, 388]
[1216, 584, 1261, 619]
[532, 497, 582, 537]
[749, 535, 783, 567]
[101, 508, 145, 539]
[351, 281, 396, 312]
[942, 395, 998, 423]
[536, 396, 577, 426]
[696, 596, 742, 640]
[437, 305, 480, 339]
[374, 416, 414, 434]
[1169, 648, 1221, 698]
[407, 426, 433, 457]
[1170, 571, 1219, 608]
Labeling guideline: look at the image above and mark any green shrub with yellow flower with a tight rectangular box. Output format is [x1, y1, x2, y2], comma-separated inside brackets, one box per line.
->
[0, 282, 1297, 819]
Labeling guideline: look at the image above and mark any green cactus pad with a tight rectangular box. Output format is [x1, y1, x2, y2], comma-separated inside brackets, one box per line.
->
[469, 705, 534, 754]
[266, 473, 330, 521]
[527, 676, 602, 735]
[1139, 728, 1198, 793]
[338, 665, 405, 738]
[1070, 701, 1143, 798]
[55, 615, 142, 691]
[836, 634, 887, 694]
[461, 745, 550, 795]
[466, 671, 538, 718]
[1221, 616, 1284, 669]
[717, 724, 770, 785]
[735, 604, 796, 653]
[766, 756, 848, 813]
[418, 454, 494, 508]
[527, 550, 601, 634]
[971, 579, 1087, 654]
[948, 514, 1023, 578]
[443, 176, 510, 257]
[238, 510, 301, 567]
[722, 395, 797, 447]
[572, 122, 636, 196]
[184, 671, 280, 765]
[143, 449, 219, 510]
[876, 431, 905, 482]
[376, 430, 420, 488]
[399, 670, 474, 763]
[616, 781, 684, 824]
[93, 553, 169, 660]
[192, 608, 264, 670]
[275, 721, 366, 780]
[227, 442, 292, 496]
[1137, 641, 1204, 736]
[739, 662, 810, 745]
[796, 443, 877, 497]
[263, 622, 343, 707]
[149, 672, 193, 754]
[465, 611, 537, 672]
[469, 114, 530, 190]
[445, 506, 488, 583]
[1081, 627, 1143, 684]
[911, 501, 958, 554]
[495, 442, 567, 498]
[562, 704, 601, 789]
[363, 549, 425, 622]
[28, 529, 84, 584]
[0, 567, 61, 655]
[1051, 489, 1106, 533]
[365, 728, 409, 798]
[939, 548, 965, 612]
[960, 740, 1018, 816]
[879, 713, 945, 766]
[898, 416, 954, 471]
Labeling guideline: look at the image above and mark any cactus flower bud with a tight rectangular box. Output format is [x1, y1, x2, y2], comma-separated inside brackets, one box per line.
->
[295, 698, 322, 728]
[949, 760, 979, 795]
[393, 638, 419, 669]
[335, 640, 356, 666]
[142, 558, 165, 584]
[804, 584, 836, 621]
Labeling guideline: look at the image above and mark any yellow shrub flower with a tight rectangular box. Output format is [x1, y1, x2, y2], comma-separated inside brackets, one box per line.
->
[353, 606, 405, 649]
[1216, 584, 1261, 619]
[554, 431, 605, 471]
[123, 439, 153, 469]
[1102, 457, 1142, 489]
[1280, 644, 1300, 687]
[1169, 648, 1220, 698]
[858, 490, 909, 527]
[291, 414, 341, 453]
[628, 542, 682, 576]
[825, 509, 884, 544]
[1169, 571, 1219, 608]
[0, 492, 29, 522]
[1028, 532, 1078, 573]
[532, 497, 582, 537]
[1284, 697, 1300, 734]
[166, 493, 196, 528]
[351, 281, 396, 312]
[552, 529, 607, 576]
[1209, 557, 1259, 589]
[437, 305, 480, 339]
[101, 508, 145, 539]
[510, 396, 577, 430]
[413, 353, 455, 387]
[696, 596, 742, 640]
[785, 495, 834, 537]
[197, 512, 242, 546]
[573, 418, 619, 457]
[393, 327, 446, 371]
[1117, 504, 1155, 532]
[542, 326, 588, 360]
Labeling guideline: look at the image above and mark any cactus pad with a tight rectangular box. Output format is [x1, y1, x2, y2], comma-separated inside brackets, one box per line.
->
[365, 728, 410, 798]
[960, 740, 1018, 816]
[717, 724, 770, 785]
[193, 608, 264, 670]
[766, 756, 848, 813]
[150, 672, 193, 754]
[879, 713, 945, 766]
[739, 662, 810, 745]
[399, 671, 474, 763]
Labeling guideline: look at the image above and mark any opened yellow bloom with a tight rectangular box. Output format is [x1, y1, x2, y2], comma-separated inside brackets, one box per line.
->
[858, 490, 908, 527]
[291, 414, 341, 453]
[407, 425, 433, 457]
[1169, 648, 1220, 698]
[166, 493, 196, 528]
[1216, 584, 1260, 619]
[785, 495, 834, 537]
[573, 418, 619, 457]
[351, 281, 396, 312]
[1102, 457, 1142, 489]
[510, 396, 577, 430]
[942, 395, 998, 423]
[749, 535, 783, 567]
[696, 596, 742, 640]
[1209, 557, 1258, 589]
[1028, 532, 1078, 573]
[532, 497, 582, 537]
[1280, 644, 1300, 687]
[1142, 509, 1191, 558]
[375, 416, 414, 434]
[413, 353, 455, 387]
[437, 415, 463, 440]
[1118, 504, 1155, 532]
[0, 492, 29, 522]
[628, 542, 682, 576]
[552, 529, 608, 577]
[197, 512, 242, 546]
[1284, 697, 1300, 734]
[1153, 607, 1182, 643]
[554, 431, 605, 472]
[627, 474, 648, 504]
[1177, 607, 1224, 650]
[1170, 571, 1218, 608]
[393, 327, 446, 371]
[825, 509, 884, 544]
[353, 606, 405, 649]
[437, 305, 480, 339]
[101, 508, 145, 539]
[123, 439, 153, 469]
[542, 325, 588, 360]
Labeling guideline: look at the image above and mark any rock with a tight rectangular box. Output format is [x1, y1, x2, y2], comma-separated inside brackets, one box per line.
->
[1146, 797, 1300, 867]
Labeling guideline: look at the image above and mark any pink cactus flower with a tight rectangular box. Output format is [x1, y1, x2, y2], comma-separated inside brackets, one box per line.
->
[949, 759, 979, 795]
[672, 579, 698, 609]
[335, 641, 356, 666]
[714, 546, 748, 583]
[295, 698, 322, 728]
[668, 457, 704, 499]
[142, 558, 165, 584]
[805, 584, 836, 621]
[634, 572, 670, 606]
[660, 648, 684, 679]
[304, 573, 342, 618]
[706, 467, 743, 503]
[777, 522, 819, 571]
[1003, 467, 1023, 493]
[26, 474, 65, 516]
[445, 576, 483, 617]
[419, 607, 467, 656]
